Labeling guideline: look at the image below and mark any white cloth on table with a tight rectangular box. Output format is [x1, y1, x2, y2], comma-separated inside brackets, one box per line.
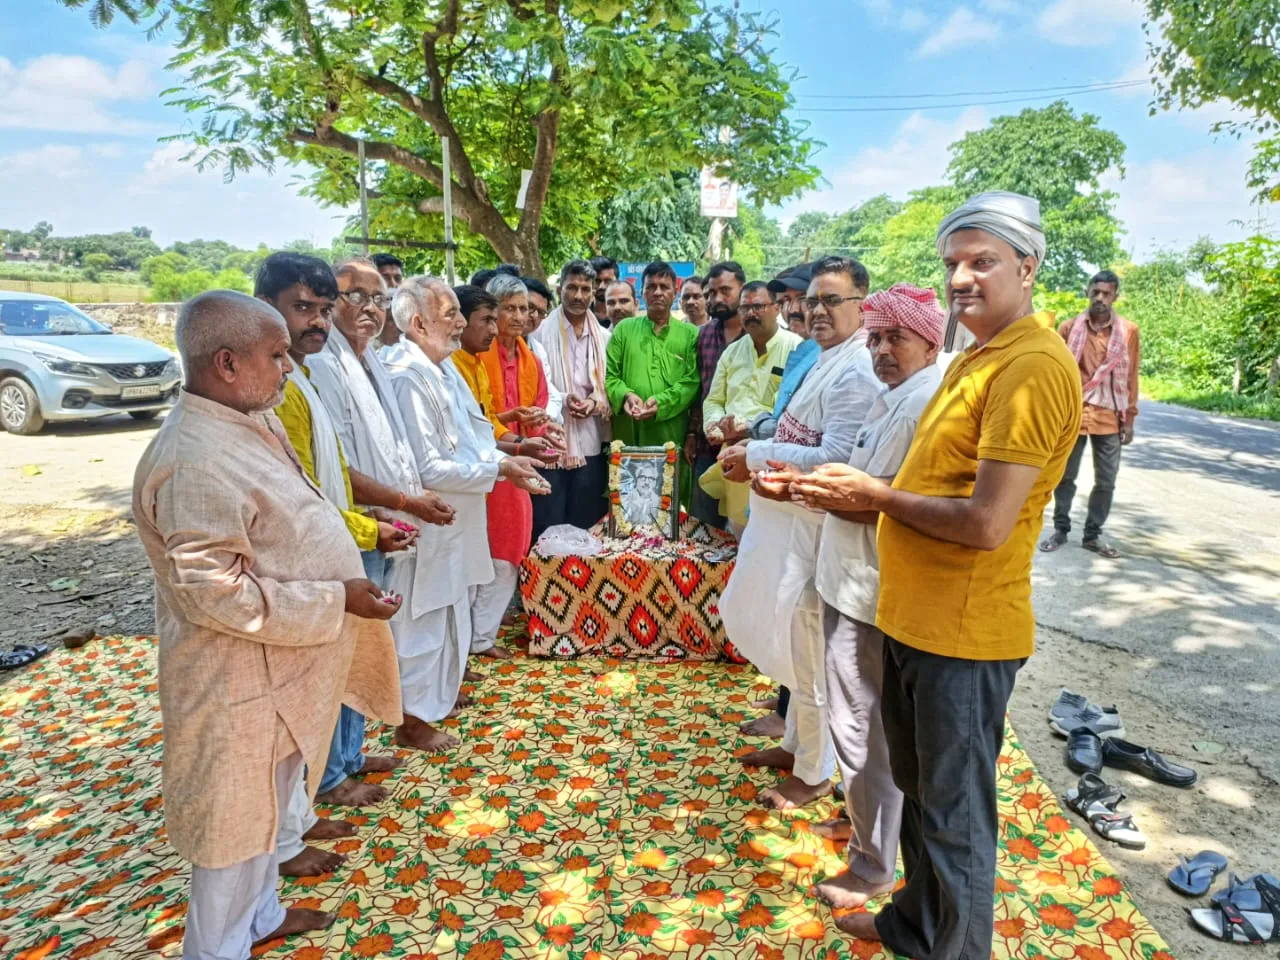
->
[469, 559, 519, 653]
[183, 751, 299, 960]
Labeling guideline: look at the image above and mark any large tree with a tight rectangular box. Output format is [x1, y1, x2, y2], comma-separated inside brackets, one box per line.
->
[1143, 0, 1280, 200]
[67, 0, 818, 278]
[945, 101, 1126, 291]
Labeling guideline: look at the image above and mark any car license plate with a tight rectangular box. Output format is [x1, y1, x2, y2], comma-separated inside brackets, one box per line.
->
[121, 385, 162, 400]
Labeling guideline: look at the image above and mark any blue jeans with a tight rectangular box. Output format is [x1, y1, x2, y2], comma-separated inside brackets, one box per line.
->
[318, 549, 386, 793]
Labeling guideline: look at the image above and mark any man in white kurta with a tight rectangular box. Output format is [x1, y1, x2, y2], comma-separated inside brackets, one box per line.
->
[719, 257, 883, 811]
[132, 291, 402, 960]
[383, 278, 543, 749]
[309, 260, 466, 754]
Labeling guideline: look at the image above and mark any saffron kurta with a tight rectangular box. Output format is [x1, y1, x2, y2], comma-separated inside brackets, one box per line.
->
[604, 315, 701, 448]
[132, 392, 402, 869]
[455, 346, 535, 566]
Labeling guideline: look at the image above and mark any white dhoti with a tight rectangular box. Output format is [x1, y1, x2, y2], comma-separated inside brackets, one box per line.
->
[469, 559, 519, 653]
[185, 751, 300, 960]
[780, 587, 837, 786]
[389, 597, 471, 724]
[723, 492, 835, 785]
[276, 775, 319, 863]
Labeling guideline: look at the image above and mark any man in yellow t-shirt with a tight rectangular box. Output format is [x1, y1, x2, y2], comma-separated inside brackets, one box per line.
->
[790, 192, 1081, 958]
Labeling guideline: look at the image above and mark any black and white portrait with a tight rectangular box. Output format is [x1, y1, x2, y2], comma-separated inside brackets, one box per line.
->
[621, 458, 663, 528]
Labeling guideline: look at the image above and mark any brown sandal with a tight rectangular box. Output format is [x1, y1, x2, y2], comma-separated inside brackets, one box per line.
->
[1082, 539, 1120, 559]
[1039, 531, 1068, 553]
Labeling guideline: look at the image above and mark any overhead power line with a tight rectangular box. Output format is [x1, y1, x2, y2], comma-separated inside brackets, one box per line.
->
[794, 79, 1150, 102]
[792, 80, 1149, 113]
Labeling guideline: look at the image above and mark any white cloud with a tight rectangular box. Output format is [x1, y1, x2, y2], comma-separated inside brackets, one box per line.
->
[917, 8, 1002, 58]
[779, 108, 990, 223]
[1037, 0, 1144, 46]
[1105, 144, 1266, 256]
[899, 9, 930, 31]
[1, 145, 89, 180]
[0, 54, 158, 135]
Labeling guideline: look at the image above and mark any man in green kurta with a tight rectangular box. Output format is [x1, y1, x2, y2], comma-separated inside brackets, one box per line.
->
[605, 260, 701, 503]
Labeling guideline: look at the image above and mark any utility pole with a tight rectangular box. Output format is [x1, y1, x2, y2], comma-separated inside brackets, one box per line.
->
[442, 137, 456, 285]
[705, 0, 740, 263]
[358, 138, 369, 255]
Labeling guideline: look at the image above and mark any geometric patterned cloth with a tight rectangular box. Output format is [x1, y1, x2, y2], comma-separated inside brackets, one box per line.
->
[0, 634, 1175, 960]
[521, 519, 749, 662]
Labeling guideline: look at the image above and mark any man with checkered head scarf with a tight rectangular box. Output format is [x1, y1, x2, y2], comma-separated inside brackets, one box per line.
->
[791, 283, 944, 911]
[789, 193, 1083, 958]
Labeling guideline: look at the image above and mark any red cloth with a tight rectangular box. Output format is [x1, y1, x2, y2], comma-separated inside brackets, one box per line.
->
[487, 479, 533, 566]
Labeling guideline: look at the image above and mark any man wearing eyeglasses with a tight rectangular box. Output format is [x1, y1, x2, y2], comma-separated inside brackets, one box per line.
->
[720, 256, 883, 812]
[309, 258, 467, 759]
[698, 282, 801, 533]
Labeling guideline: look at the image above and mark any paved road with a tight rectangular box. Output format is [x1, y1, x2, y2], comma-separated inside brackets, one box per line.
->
[1030, 399, 1280, 781]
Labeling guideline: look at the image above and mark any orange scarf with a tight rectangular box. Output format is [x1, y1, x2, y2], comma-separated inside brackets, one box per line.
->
[480, 337, 541, 413]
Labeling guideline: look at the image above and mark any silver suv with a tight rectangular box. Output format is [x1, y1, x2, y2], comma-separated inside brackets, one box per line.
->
[0, 292, 180, 435]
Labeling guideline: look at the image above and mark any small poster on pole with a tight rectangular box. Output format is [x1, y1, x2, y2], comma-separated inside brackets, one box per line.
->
[700, 167, 738, 218]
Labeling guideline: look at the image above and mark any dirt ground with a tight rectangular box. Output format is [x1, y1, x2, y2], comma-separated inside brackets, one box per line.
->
[2, 405, 1278, 959]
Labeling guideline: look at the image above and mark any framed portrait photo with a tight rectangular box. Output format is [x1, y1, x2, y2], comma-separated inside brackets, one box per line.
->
[607, 441, 680, 540]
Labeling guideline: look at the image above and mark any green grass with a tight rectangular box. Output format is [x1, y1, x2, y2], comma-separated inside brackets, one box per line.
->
[0, 277, 151, 303]
[1142, 375, 1280, 422]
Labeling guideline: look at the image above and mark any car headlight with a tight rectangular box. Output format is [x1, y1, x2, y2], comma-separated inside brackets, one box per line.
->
[163, 359, 180, 379]
[34, 353, 98, 378]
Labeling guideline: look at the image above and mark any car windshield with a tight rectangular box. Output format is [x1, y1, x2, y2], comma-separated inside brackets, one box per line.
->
[0, 300, 109, 336]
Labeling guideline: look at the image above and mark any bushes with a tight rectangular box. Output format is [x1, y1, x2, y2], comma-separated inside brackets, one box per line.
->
[148, 267, 251, 302]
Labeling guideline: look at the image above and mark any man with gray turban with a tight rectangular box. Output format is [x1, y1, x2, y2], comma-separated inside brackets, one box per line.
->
[794, 193, 1082, 959]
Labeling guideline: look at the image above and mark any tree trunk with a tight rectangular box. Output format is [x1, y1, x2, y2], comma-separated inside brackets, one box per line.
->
[1234, 344, 1244, 396]
[1267, 354, 1280, 395]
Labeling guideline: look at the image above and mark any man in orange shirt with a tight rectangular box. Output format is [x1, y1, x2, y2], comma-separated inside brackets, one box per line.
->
[791, 191, 1081, 958]
[1039, 270, 1139, 559]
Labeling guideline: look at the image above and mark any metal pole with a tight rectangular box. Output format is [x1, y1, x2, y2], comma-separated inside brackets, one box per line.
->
[441, 136, 455, 285]
[358, 138, 369, 255]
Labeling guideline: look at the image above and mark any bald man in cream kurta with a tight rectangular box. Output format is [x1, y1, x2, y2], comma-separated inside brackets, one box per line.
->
[133, 391, 402, 960]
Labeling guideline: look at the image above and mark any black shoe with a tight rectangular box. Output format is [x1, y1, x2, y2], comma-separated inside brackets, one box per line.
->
[1066, 727, 1104, 775]
[1101, 738, 1198, 788]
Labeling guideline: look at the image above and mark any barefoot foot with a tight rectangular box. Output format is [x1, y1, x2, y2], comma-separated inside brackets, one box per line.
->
[314, 778, 388, 807]
[277, 844, 345, 878]
[464, 667, 485, 682]
[358, 754, 402, 774]
[813, 871, 894, 909]
[254, 908, 337, 945]
[812, 816, 853, 843]
[302, 818, 357, 841]
[739, 712, 786, 738]
[475, 644, 515, 660]
[739, 746, 795, 770]
[395, 717, 460, 753]
[833, 910, 881, 941]
[761, 775, 832, 810]
[751, 696, 780, 711]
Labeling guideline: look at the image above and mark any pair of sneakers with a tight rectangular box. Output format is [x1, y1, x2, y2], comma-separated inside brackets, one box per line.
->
[1047, 687, 1126, 739]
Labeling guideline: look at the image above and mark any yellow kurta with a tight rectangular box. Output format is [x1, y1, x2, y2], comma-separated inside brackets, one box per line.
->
[275, 370, 379, 551]
[132, 392, 403, 868]
[450, 349, 507, 441]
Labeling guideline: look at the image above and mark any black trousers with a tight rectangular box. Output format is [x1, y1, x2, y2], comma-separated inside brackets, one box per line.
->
[531, 455, 608, 544]
[874, 637, 1023, 960]
[1052, 433, 1122, 541]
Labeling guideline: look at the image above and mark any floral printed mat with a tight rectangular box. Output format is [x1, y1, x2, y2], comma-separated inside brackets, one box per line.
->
[0, 634, 1174, 960]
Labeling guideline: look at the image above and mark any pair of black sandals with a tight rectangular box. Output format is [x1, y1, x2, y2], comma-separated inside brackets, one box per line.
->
[1169, 853, 1280, 945]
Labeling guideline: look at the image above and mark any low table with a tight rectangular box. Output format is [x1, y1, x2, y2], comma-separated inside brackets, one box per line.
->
[519, 519, 747, 661]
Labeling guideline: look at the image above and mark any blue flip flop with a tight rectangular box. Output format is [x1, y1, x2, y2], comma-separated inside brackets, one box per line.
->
[1169, 851, 1229, 896]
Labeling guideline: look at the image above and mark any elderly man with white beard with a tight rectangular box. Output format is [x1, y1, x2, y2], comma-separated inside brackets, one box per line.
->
[383, 277, 546, 748]
[308, 258, 461, 754]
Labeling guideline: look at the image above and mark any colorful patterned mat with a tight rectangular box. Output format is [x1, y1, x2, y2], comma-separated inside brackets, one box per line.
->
[0, 634, 1174, 960]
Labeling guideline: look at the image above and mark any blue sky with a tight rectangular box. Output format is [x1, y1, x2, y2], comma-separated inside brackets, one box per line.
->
[0, 0, 1268, 257]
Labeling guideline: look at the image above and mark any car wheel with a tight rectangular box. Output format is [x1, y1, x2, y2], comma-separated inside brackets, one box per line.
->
[0, 377, 44, 435]
[128, 410, 160, 422]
